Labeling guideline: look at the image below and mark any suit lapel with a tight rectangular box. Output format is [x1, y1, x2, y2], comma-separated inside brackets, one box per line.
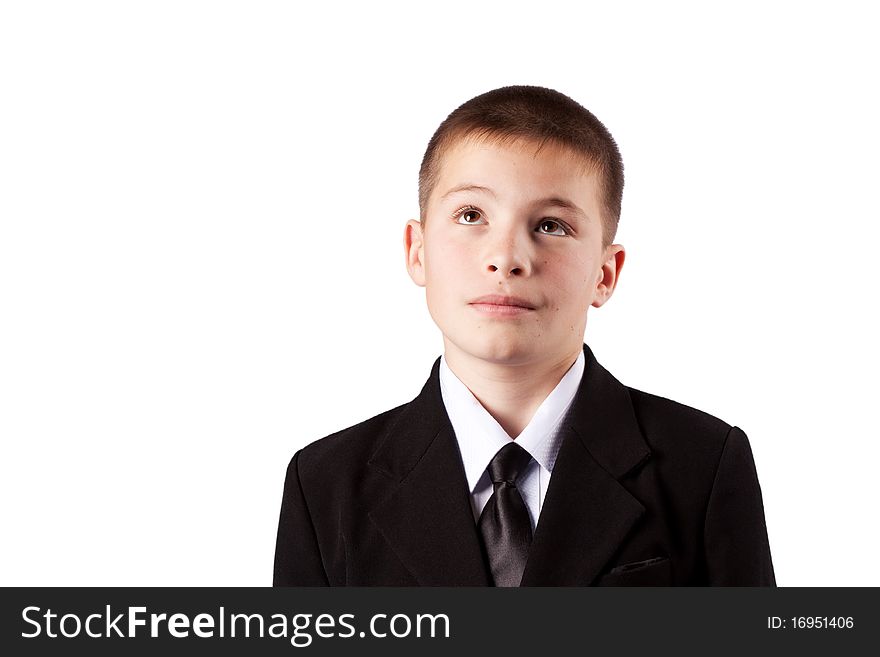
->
[366, 357, 491, 586]
[521, 344, 651, 585]
[367, 344, 651, 586]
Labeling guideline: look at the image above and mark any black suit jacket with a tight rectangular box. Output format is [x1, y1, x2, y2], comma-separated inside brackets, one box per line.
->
[273, 343, 775, 586]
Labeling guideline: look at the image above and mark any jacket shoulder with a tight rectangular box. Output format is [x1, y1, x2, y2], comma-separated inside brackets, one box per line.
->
[291, 401, 410, 478]
[624, 386, 742, 480]
[621, 385, 773, 586]
[627, 386, 733, 439]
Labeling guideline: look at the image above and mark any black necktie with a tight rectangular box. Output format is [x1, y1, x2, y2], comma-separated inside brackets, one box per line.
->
[477, 442, 534, 587]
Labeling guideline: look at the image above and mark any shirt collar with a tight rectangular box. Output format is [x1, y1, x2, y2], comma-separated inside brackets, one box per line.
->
[439, 349, 585, 494]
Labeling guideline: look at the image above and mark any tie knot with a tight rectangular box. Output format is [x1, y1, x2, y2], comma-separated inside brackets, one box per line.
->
[487, 442, 533, 485]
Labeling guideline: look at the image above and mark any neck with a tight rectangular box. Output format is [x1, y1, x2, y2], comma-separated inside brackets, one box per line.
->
[442, 339, 582, 439]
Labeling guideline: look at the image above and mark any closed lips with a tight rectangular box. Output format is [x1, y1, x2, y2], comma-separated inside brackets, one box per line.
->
[469, 295, 535, 309]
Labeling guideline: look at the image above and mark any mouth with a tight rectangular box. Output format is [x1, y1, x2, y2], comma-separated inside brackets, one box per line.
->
[468, 294, 536, 316]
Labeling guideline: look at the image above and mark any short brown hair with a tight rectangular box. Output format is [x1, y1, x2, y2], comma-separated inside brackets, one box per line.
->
[418, 85, 624, 248]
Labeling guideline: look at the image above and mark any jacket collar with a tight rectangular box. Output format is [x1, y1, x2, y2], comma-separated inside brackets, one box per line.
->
[367, 343, 651, 586]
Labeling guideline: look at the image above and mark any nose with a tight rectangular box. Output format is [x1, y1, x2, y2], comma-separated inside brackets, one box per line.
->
[485, 227, 532, 277]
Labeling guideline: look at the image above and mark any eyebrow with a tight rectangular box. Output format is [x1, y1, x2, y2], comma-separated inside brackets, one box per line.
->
[440, 183, 589, 222]
[440, 183, 497, 201]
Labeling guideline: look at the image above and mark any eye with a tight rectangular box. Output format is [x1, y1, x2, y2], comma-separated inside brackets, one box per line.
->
[538, 219, 568, 237]
[451, 205, 571, 236]
[452, 206, 485, 225]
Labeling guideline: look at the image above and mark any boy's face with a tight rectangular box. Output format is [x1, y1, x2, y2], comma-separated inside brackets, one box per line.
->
[405, 136, 624, 368]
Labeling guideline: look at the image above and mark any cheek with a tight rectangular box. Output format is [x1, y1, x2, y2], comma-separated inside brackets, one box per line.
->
[544, 256, 595, 305]
[425, 240, 473, 287]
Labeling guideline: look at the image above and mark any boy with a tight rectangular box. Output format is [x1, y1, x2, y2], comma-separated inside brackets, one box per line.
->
[273, 85, 775, 586]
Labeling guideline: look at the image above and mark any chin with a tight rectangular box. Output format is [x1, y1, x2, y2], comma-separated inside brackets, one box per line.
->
[456, 331, 538, 365]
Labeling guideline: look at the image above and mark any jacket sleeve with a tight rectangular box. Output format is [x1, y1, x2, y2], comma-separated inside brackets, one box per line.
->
[273, 448, 331, 586]
[703, 426, 776, 586]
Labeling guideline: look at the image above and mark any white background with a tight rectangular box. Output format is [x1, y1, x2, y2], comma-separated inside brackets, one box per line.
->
[1, 1, 877, 586]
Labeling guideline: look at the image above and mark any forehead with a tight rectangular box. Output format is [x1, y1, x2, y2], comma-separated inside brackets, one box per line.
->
[442, 133, 589, 173]
[432, 135, 602, 216]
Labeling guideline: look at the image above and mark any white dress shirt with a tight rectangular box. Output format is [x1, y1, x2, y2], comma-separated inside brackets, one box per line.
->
[439, 350, 585, 533]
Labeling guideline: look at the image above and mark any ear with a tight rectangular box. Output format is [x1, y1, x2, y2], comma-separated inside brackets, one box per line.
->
[591, 244, 625, 308]
[404, 219, 427, 287]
